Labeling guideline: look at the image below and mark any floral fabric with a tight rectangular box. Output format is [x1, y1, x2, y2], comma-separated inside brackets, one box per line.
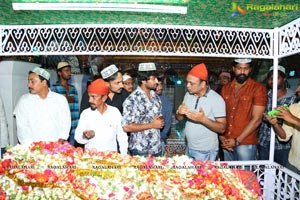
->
[122, 87, 162, 155]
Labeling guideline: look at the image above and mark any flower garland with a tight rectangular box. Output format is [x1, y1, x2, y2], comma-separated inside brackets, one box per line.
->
[0, 142, 262, 199]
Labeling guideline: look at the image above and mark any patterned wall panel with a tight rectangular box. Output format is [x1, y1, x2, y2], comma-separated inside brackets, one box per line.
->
[279, 18, 300, 57]
[0, 24, 273, 57]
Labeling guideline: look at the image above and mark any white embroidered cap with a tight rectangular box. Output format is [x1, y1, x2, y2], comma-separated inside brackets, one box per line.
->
[138, 63, 156, 71]
[123, 74, 132, 82]
[100, 64, 118, 79]
[269, 65, 286, 74]
[32, 67, 50, 80]
[234, 58, 252, 64]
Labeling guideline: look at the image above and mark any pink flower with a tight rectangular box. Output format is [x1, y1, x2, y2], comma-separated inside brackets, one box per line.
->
[161, 159, 168, 166]
[108, 193, 115, 197]
[21, 186, 29, 190]
[146, 157, 154, 167]
[42, 149, 55, 155]
[124, 186, 130, 192]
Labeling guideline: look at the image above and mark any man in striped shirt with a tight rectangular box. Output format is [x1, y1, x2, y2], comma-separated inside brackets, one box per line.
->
[53, 61, 80, 146]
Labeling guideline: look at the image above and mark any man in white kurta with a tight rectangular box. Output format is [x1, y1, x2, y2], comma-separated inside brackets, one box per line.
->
[75, 79, 128, 156]
[14, 67, 71, 145]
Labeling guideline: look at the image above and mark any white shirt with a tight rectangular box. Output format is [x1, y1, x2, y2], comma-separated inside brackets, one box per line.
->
[14, 91, 71, 145]
[0, 96, 9, 148]
[75, 105, 128, 156]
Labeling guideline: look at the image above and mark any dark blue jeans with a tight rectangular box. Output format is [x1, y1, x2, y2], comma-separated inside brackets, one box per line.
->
[185, 147, 218, 161]
[1, 147, 6, 158]
[286, 161, 300, 175]
[68, 134, 75, 146]
[223, 144, 257, 161]
[258, 144, 290, 168]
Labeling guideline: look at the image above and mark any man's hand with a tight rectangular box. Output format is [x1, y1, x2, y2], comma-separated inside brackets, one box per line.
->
[185, 107, 205, 123]
[57, 138, 67, 144]
[176, 102, 189, 115]
[264, 113, 278, 125]
[83, 130, 95, 139]
[151, 116, 165, 129]
[219, 136, 234, 151]
[65, 95, 75, 103]
[276, 106, 294, 122]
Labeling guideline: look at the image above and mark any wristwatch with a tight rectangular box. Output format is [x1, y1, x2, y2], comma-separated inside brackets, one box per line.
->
[234, 138, 240, 146]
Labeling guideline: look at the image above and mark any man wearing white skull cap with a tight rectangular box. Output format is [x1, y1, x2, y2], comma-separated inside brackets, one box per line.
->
[122, 62, 164, 157]
[80, 64, 129, 114]
[122, 74, 134, 93]
[52, 61, 80, 146]
[219, 58, 267, 161]
[100, 64, 129, 114]
[14, 67, 71, 145]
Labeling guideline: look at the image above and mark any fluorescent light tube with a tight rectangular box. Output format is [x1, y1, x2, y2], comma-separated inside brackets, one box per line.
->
[12, 3, 187, 14]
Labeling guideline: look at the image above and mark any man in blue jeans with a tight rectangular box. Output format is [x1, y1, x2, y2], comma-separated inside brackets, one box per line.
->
[219, 58, 267, 161]
[258, 65, 296, 167]
[176, 63, 226, 161]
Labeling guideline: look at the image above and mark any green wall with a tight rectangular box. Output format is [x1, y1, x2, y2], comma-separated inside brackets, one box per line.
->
[1, 0, 300, 28]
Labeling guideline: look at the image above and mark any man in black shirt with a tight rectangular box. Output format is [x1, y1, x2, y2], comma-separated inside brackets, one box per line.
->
[100, 64, 128, 114]
[80, 65, 128, 113]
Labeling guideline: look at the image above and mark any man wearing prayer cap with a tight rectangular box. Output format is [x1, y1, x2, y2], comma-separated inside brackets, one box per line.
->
[75, 79, 128, 156]
[122, 62, 164, 157]
[219, 58, 267, 162]
[122, 74, 134, 93]
[218, 70, 231, 93]
[176, 63, 226, 161]
[14, 67, 71, 145]
[52, 61, 80, 146]
[101, 65, 130, 113]
[258, 65, 296, 169]
[80, 64, 129, 114]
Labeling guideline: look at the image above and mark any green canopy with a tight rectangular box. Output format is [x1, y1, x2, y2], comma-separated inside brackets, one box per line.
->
[2, 0, 300, 29]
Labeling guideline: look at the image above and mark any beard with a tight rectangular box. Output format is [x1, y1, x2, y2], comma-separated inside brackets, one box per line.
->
[236, 74, 249, 84]
[61, 73, 71, 80]
[90, 103, 96, 110]
[111, 88, 121, 94]
[146, 84, 158, 91]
